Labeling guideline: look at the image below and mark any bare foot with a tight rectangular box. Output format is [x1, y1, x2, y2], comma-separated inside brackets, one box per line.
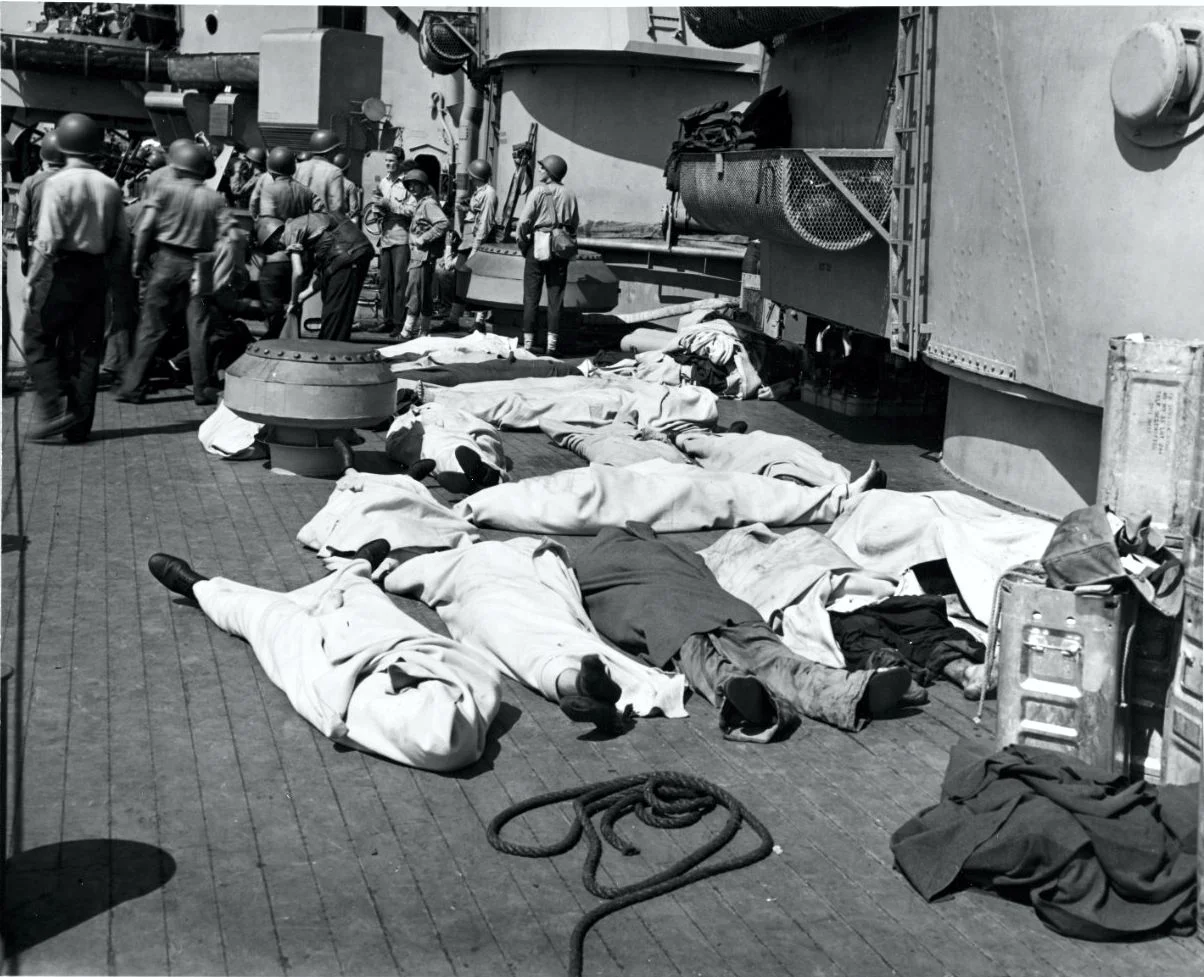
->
[848, 459, 887, 495]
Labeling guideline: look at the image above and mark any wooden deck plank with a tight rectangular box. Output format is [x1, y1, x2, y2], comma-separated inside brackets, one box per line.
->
[4, 384, 1203, 977]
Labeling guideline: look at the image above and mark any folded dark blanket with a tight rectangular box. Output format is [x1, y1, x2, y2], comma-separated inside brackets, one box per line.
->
[829, 595, 983, 686]
[891, 739, 1199, 941]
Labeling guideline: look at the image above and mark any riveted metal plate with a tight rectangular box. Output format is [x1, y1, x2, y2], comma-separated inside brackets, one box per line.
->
[245, 339, 384, 363]
[925, 340, 1017, 381]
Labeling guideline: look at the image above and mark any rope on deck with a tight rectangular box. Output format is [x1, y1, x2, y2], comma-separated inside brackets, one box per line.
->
[486, 770, 775, 977]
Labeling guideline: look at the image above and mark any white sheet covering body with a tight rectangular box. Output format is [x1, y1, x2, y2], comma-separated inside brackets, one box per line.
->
[386, 403, 510, 492]
[455, 458, 849, 535]
[194, 561, 501, 771]
[542, 420, 693, 467]
[826, 490, 1056, 624]
[383, 537, 687, 718]
[297, 471, 479, 555]
[424, 375, 719, 436]
[379, 331, 518, 363]
[677, 430, 851, 485]
[700, 524, 899, 668]
[198, 402, 266, 460]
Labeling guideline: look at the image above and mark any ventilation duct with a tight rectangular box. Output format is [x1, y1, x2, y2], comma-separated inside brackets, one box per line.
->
[682, 8, 849, 49]
[418, 11, 478, 75]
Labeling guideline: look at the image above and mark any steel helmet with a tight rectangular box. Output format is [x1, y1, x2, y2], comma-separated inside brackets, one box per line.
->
[297, 151, 312, 162]
[467, 158, 492, 181]
[401, 168, 429, 187]
[39, 131, 65, 165]
[255, 216, 285, 248]
[538, 154, 567, 182]
[266, 146, 296, 176]
[144, 148, 167, 170]
[245, 146, 267, 168]
[55, 113, 105, 157]
[308, 129, 342, 155]
[170, 141, 212, 178]
[331, 152, 350, 172]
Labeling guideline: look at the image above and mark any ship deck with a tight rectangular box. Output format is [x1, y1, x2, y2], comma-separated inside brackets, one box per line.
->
[3, 372, 1202, 977]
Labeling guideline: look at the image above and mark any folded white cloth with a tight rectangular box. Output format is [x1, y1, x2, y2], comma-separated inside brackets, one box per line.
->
[378, 331, 517, 362]
[423, 374, 719, 436]
[386, 403, 510, 492]
[382, 537, 688, 719]
[197, 402, 265, 460]
[454, 458, 849, 535]
[700, 524, 898, 668]
[826, 490, 1056, 624]
[297, 470, 479, 555]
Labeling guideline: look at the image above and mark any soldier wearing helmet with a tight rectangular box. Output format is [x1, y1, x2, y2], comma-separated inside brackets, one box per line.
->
[141, 137, 195, 200]
[230, 145, 268, 209]
[24, 113, 130, 442]
[255, 206, 373, 343]
[330, 152, 363, 223]
[249, 146, 326, 339]
[516, 153, 579, 356]
[14, 131, 66, 275]
[394, 168, 449, 339]
[440, 157, 498, 331]
[118, 139, 232, 406]
[371, 148, 415, 337]
[294, 128, 349, 216]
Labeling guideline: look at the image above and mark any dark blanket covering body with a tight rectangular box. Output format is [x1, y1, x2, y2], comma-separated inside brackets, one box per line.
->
[829, 595, 984, 686]
[395, 357, 575, 387]
[891, 739, 1199, 941]
[573, 522, 763, 667]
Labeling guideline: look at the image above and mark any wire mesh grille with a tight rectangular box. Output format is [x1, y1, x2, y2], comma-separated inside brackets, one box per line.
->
[678, 150, 893, 251]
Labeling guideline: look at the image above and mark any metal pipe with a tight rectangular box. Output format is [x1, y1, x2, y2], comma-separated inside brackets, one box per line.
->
[578, 236, 745, 259]
[454, 76, 483, 235]
[166, 52, 259, 91]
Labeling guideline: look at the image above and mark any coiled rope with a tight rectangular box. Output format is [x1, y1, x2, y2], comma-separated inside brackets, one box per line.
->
[487, 771, 774, 977]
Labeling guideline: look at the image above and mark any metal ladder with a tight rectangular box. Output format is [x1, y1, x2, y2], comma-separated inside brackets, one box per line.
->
[890, 7, 936, 359]
[647, 8, 686, 42]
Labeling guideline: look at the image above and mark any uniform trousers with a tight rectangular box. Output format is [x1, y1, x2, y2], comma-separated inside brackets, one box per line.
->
[121, 247, 211, 396]
[318, 251, 373, 342]
[23, 251, 108, 439]
[378, 244, 409, 330]
[678, 621, 873, 742]
[521, 253, 569, 342]
[405, 257, 436, 319]
[257, 260, 292, 340]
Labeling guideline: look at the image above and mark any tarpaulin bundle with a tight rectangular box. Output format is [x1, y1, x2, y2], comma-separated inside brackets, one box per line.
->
[487, 771, 774, 977]
[665, 87, 791, 190]
[891, 739, 1199, 941]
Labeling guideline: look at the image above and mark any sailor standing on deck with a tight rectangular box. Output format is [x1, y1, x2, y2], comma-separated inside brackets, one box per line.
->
[249, 146, 325, 339]
[295, 129, 349, 216]
[397, 169, 449, 340]
[373, 149, 413, 338]
[441, 158, 498, 332]
[23, 113, 130, 442]
[118, 141, 231, 406]
[516, 154, 578, 357]
[14, 133, 65, 275]
[229, 146, 267, 209]
[256, 209, 374, 342]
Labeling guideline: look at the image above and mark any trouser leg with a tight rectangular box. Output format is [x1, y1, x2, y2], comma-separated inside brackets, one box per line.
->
[379, 244, 407, 331]
[257, 261, 291, 340]
[122, 251, 191, 397]
[319, 252, 371, 342]
[101, 269, 136, 375]
[544, 257, 568, 345]
[22, 267, 68, 421]
[676, 633, 782, 743]
[187, 294, 214, 392]
[61, 272, 107, 440]
[521, 252, 543, 344]
[405, 259, 434, 319]
[716, 622, 872, 732]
